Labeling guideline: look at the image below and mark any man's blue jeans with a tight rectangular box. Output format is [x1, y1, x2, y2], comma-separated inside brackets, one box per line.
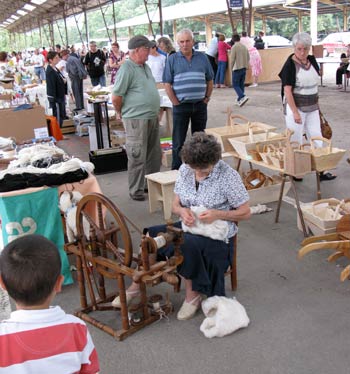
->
[232, 68, 247, 102]
[90, 74, 106, 87]
[172, 101, 208, 170]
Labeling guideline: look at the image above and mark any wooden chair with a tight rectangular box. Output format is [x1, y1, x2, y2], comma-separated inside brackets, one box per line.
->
[225, 227, 238, 291]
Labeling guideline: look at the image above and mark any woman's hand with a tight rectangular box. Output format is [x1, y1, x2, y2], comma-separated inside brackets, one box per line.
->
[293, 111, 302, 124]
[198, 209, 218, 224]
[180, 207, 196, 227]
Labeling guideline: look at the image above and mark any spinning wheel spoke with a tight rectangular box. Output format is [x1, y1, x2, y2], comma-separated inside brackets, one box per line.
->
[76, 193, 133, 267]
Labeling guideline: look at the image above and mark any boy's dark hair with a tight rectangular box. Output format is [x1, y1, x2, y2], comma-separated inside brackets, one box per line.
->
[0, 235, 61, 306]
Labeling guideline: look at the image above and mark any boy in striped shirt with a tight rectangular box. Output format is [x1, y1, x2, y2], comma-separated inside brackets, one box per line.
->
[0, 234, 99, 374]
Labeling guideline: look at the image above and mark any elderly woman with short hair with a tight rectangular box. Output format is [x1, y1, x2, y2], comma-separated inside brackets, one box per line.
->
[112, 132, 251, 320]
[279, 32, 336, 181]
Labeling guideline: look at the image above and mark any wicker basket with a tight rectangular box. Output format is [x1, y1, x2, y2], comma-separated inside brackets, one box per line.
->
[242, 169, 266, 190]
[309, 137, 346, 172]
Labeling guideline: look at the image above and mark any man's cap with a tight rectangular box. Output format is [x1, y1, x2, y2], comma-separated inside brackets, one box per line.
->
[128, 35, 156, 50]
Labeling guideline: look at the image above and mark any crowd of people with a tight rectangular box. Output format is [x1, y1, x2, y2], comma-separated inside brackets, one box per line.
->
[0, 29, 344, 371]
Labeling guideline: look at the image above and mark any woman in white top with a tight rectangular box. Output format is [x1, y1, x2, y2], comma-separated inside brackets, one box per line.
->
[279, 32, 336, 181]
[146, 43, 166, 83]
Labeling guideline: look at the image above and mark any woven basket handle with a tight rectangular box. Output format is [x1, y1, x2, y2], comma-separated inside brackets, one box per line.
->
[312, 198, 341, 207]
[310, 136, 332, 154]
[226, 110, 249, 127]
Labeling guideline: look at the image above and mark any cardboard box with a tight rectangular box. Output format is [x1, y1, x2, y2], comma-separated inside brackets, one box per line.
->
[0, 82, 14, 89]
[0, 105, 47, 142]
[111, 133, 126, 147]
[0, 94, 12, 101]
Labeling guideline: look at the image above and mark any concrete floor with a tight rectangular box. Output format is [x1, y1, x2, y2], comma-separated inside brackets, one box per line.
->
[56, 62, 350, 374]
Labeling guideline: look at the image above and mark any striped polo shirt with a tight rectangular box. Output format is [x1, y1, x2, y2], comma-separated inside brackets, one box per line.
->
[163, 50, 214, 103]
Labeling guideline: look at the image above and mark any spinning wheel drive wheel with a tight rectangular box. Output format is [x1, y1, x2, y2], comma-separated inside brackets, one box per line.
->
[75, 192, 133, 267]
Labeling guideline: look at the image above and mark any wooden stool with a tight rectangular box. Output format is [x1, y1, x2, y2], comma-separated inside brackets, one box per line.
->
[145, 170, 179, 220]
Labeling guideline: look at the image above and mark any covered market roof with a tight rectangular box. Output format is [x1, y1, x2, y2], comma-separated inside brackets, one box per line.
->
[109, 0, 350, 29]
[0, 0, 121, 33]
[0, 0, 348, 34]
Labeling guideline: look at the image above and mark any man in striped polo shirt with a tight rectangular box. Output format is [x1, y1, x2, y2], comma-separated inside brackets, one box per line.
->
[163, 29, 214, 170]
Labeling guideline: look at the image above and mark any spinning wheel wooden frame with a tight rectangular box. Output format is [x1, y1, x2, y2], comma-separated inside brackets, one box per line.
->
[64, 193, 183, 341]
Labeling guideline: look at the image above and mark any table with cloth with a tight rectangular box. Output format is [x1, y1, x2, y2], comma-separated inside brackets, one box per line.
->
[0, 174, 102, 319]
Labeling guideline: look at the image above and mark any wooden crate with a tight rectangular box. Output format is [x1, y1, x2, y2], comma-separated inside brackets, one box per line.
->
[60, 119, 75, 134]
[248, 181, 291, 206]
[300, 199, 344, 230]
[228, 132, 285, 159]
[297, 215, 336, 236]
[206, 112, 276, 152]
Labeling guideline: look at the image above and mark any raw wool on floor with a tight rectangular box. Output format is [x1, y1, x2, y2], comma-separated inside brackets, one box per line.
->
[181, 206, 229, 242]
[59, 191, 90, 243]
[250, 204, 273, 215]
[200, 296, 250, 338]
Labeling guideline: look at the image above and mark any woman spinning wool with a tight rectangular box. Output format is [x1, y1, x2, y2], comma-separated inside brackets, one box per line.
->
[112, 132, 251, 320]
[279, 32, 336, 181]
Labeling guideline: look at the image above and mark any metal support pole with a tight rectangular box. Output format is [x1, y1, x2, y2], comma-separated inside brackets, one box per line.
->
[55, 20, 65, 46]
[225, 0, 236, 34]
[310, 0, 317, 45]
[112, 0, 117, 41]
[84, 7, 89, 45]
[63, 13, 69, 47]
[97, 0, 112, 42]
[159, 0, 163, 36]
[73, 12, 85, 45]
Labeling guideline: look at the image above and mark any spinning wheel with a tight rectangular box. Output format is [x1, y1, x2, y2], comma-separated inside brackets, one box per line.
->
[76, 192, 133, 267]
[64, 193, 184, 340]
[298, 215, 350, 281]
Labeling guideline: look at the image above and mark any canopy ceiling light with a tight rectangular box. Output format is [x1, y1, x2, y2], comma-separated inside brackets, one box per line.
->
[23, 4, 36, 11]
[17, 9, 28, 16]
[31, 0, 47, 4]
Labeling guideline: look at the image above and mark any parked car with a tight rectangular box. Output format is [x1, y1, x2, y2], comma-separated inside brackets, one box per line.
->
[320, 32, 350, 56]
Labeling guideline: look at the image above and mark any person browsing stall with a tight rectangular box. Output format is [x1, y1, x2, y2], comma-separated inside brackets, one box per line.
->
[46, 51, 67, 127]
[230, 34, 250, 107]
[163, 28, 214, 170]
[0, 234, 99, 373]
[112, 35, 161, 201]
[108, 42, 126, 85]
[279, 32, 336, 181]
[84, 41, 106, 87]
[112, 132, 251, 320]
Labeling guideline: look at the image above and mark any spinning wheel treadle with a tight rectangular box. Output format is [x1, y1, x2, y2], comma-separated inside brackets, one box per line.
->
[65, 192, 183, 340]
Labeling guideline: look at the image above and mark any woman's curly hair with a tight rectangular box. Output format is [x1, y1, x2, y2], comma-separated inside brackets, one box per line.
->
[180, 132, 222, 169]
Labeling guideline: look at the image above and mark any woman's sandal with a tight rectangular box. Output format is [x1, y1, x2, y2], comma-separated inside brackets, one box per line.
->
[177, 295, 202, 321]
[111, 290, 140, 308]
